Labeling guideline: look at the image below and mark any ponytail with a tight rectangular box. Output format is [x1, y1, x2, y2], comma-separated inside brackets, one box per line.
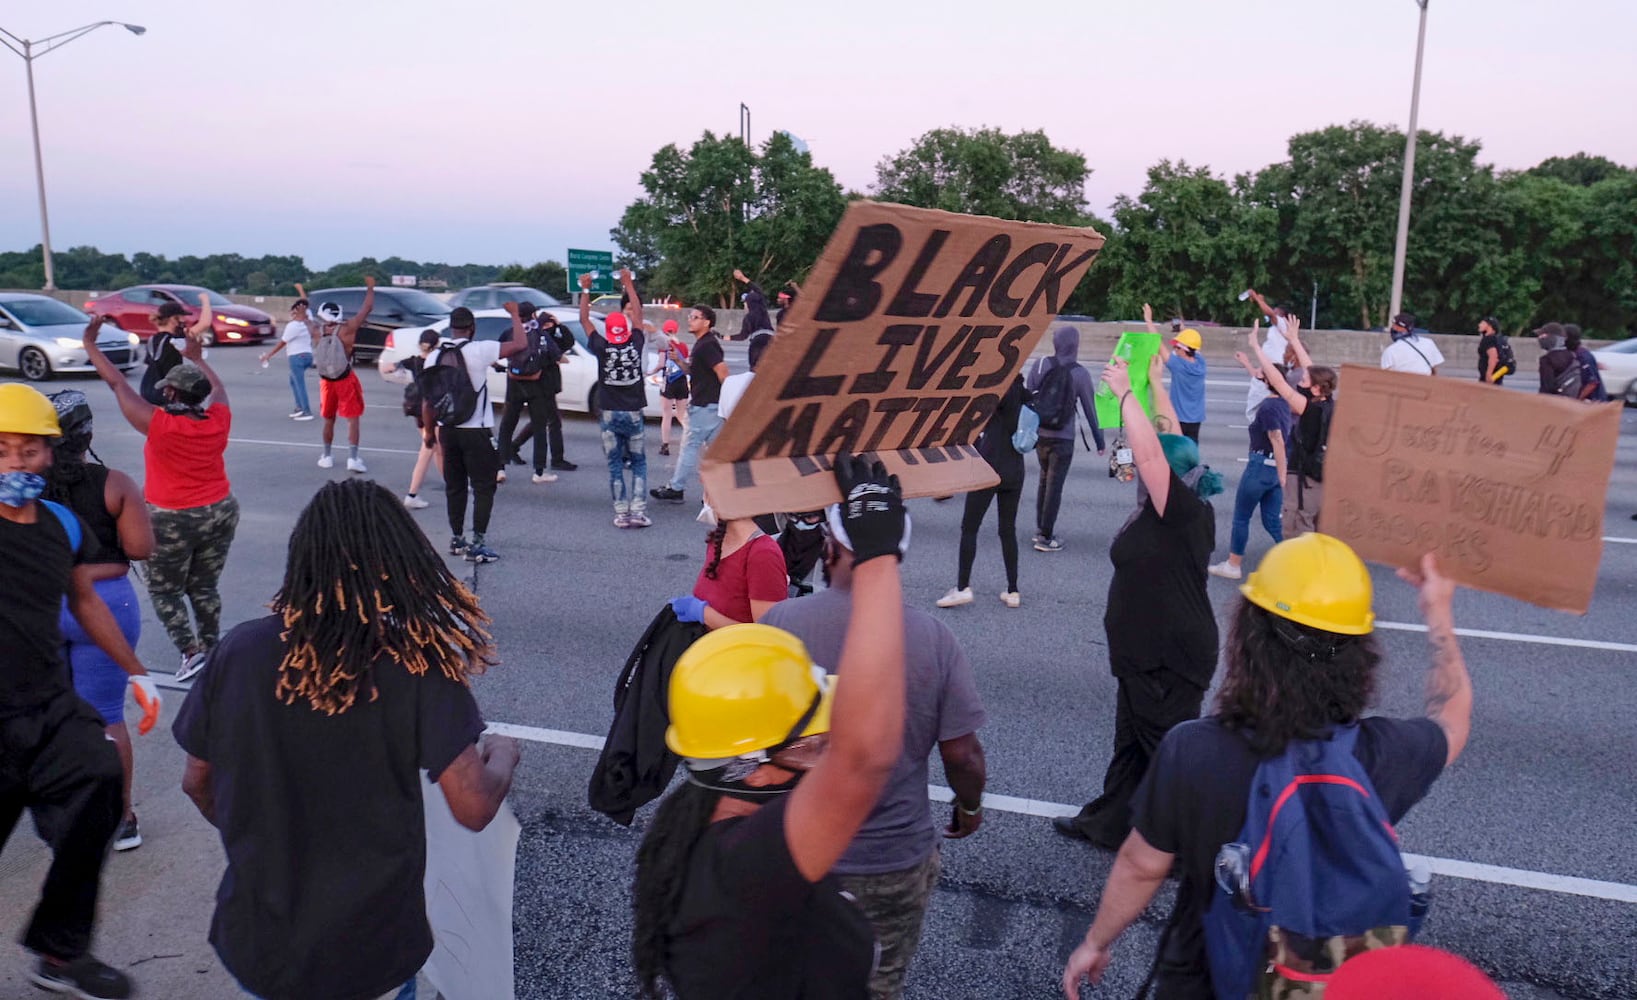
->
[632, 782, 722, 998]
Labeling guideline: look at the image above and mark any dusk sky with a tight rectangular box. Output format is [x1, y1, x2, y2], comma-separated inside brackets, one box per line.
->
[3, 0, 1632, 271]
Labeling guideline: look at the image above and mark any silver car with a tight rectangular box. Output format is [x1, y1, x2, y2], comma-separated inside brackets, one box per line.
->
[0, 293, 140, 382]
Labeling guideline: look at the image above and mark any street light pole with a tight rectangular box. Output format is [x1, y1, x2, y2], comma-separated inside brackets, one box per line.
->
[1387, 0, 1430, 325]
[0, 21, 146, 292]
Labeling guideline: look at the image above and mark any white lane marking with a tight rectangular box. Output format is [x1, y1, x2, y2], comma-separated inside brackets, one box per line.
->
[488, 721, 1637, 904]
[1375, 621, 1637, 654]
[1603, 536, 1637, 545]
[229, 436, 422, 456]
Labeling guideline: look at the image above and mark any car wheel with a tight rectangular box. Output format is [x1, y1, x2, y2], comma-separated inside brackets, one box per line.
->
[1626, 383, 1637, 407]
[18, 347, 51, 382]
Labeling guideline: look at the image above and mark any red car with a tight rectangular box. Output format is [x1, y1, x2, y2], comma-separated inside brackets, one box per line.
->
[84, 284, 276, 346]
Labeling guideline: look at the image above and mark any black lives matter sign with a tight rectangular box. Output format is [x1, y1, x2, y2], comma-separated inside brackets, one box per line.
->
[701, 201, 1104, 519]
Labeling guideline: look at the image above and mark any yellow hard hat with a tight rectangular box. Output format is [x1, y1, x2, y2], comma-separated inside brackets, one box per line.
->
[665, 623, 835, 761]
[1240, 533, 1375, 636]
[1172, 328, 1203, 352]
[0, 383, 62, 437]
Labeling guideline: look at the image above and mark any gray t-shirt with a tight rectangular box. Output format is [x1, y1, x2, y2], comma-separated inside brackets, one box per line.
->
[760, 588, 987, 875]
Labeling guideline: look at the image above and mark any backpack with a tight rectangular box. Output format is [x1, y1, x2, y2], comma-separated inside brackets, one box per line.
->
[399, 356, 426, 417]
[40, 499, 83, 553]
[1492, 335, 1517, 380]
[139, 333, 182, 405]
[508, 321, 558, 378]
[418, 342, 483, 427]
[1030, 358, 1078, 431]
[1550, 351, 1582, 398]
[313, 328, 351, 380]
[1295, 396, 1334, 482]
[1012, 402, 1040, 453]
[1203, 725, 1424, 1000]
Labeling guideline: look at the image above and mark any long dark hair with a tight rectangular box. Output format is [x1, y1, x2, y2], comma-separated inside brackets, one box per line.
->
[702, 522, 729, 580]
[272, 479, 496, 714]
[743, 291, 773, 334]
[633, 781, 722, 998]
[1215, 601, 1381, 756]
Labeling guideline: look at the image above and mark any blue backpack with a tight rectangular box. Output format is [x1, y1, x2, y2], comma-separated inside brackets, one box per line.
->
[41, 499, 83, 552]
[1203, 725, 1423, 998]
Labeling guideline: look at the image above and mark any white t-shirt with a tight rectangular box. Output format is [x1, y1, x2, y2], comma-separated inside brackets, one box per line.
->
[441, 338, 502, 429]
[282, 320, 313, 356]
[718, 371, 755, 421]
[1381, 335, 1444, 375]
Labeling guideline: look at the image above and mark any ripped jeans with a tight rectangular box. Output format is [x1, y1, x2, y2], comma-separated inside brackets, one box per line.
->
[600, 409, 648, 515]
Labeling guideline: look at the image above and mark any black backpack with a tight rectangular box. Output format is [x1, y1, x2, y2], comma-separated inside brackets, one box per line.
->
[399, 356, 426, 417]
[418, 342, 483, 426]
[139, 333, 182, 406]
[1296, 396, 1334, 481]
[1493, 335, 1517, 379]
[1030, 358, 1079, 431]
[1551, 351, 1583, 398]
[508, 321, 558, 378]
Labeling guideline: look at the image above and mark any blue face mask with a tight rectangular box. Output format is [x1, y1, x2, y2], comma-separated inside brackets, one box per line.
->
[0, 471, 46, 508]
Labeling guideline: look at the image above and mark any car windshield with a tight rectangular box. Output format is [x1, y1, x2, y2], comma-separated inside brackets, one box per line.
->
[173, 287, 234, 307]
[501, 287, 561, 308]
[4, 297, 90, 327]
[392, 289, 452, 316]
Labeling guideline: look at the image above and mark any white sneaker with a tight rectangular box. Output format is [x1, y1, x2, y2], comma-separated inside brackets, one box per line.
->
[1208, 561, 1243, 580]
[935, 587, 974, 608]
[531, 471, 559, 484]
[317, 454, 334, 469]
[496, 470, 507, 484]
[1000, 591, 1021, 608]
[346, 457, 367, 474]
[289, 409, 304, 418]
[175, 650, 207, 682]
[292, 412, 315, 422]
[402, 494, 429, 509]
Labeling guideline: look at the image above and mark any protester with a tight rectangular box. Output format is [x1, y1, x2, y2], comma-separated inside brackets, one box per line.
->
[1243, 290, 1294, 418]
[577, 271, 652, 528]
[651, 303, 728, 505]
[1055, 355, 1222, 850]
[495, 301, 570, 481]
[422, 303, 532, 563]
[631, 455, 906, 999]
[732, 268, 776, 342]
[259, 297, 317, 420]
[44, 390, 155, 852]
[670, 490, 788, 629]
[1147, 304, 1207, 442]
[718, 331, 772, 422]
[138, 297, 211, 407]
[776, 281, 799, 324]
[1475, 316, 1514, 385]
[1380, 311, 1444, 375]
[84, 316, 237, 682]
[939, 374, 1027, 608]
[1062, 538, 1473, 999]
[1250, 321, 1336, 536]
[1027, 325, 1105, 553]
[651, 318, 690, 457]
[380, 328, 443, 509]
[1566, 324, 1609, 402]
[0, 381, 160, 1000]
[1209, 330, 1292, 581]
[174, 478, 520, 1000]
[302, 278, 375, 472]
[764, 509, 986, 1000]
[1536, 322, 1581, 397]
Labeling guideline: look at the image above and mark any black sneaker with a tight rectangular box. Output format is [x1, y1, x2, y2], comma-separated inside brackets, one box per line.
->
[113, 813, 141, 852]
[1034, 536, 1063, 553]
[550, 459, 578, 471]
[31, 955, 133, 999]
[465, 543, 500, 564]
[449, 536, 468, 556]
[507, 454, 526, 467]
[650, 486, 685, 503]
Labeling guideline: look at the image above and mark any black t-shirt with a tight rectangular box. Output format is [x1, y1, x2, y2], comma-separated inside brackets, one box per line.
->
[589, 329, 648, 412]
[976, 378, 1027, 487]
[45, 464, 127, 565]
[1132, 716, 1448, 999]
[140, 333, 184, 405]
[172, 614, 486, 1000]
[665, 794, 875, 1000]
[1291, 388, 1330, 480]
[1476, 332, 1502, 380]
[1248, 396, 1293, 453]
[688, 332, 726, 406]
[0, 504, 95, 714]
[1103, 471, 1218, 685]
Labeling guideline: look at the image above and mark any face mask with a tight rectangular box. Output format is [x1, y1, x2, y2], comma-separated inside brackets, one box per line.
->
[0, 471, 47, 508]
[696, 503, 719, 529]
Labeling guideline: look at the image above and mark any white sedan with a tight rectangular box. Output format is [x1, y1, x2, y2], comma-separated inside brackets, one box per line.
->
[1590, 337, 1637, 404]
[376, 307, 666, 417]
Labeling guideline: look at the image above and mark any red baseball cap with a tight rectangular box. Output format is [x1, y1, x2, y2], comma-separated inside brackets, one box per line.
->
[604, 312, 632, 345]
[662, 319, 679, 334]
[1327, 945, 1504, 1000]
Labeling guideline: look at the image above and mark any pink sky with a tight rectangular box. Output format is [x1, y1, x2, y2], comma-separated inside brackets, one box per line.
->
[3, 0, 1632, 271]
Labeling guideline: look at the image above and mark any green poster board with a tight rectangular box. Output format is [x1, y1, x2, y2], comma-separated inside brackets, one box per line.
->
[1093, 332, 1162, 430]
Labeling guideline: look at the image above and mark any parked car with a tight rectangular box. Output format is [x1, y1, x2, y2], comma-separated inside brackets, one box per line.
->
[83, 284, 275, 346]
[446, 283, 560, 311]
[0, 293, 141, 381]
[375, 307, 664, 417]
[302, 286, 452, 363]
[1590, 337, 1637, 404]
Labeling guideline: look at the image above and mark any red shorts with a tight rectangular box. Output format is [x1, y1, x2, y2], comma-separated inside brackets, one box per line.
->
[319, 371, 365, 420]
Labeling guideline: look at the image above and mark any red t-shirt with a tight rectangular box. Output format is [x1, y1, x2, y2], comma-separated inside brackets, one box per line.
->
[692, 533, 788, 624]
[145, 405, 232, 509]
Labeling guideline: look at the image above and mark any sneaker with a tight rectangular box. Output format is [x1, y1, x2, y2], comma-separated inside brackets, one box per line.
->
[1000, 591, 1021, 608]
[496, 469, 507, 483]
[659, 442, 671, 456]
[531, 470, 559, 484]
[293, 412, 315, 422]
[1034, 536, 1063, 553]
[317, 453, 334, 469]
[346, 457, 367, 474]
[625, 511, 652, 528]
[550, 459, 578, 471]
[650, 486, 686, 503]
[113, 813, 141, 852]
[1208, 560, 1243, 580]
[614, 512, 631, 529]
[175, 650, 206, 683]
[935, 587, 974, 608]
[1031, 532, 1046, 546]
[507, 454, 527, 467]
[465, 543, 499, 564]
[289, 409, 304, 418]
[30, 954, 132, 999]
[449, 536, 468, 556]
[402, 494, 429, 510]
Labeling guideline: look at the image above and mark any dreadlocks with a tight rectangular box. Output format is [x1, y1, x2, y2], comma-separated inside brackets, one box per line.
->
[272, 478, 496, 714]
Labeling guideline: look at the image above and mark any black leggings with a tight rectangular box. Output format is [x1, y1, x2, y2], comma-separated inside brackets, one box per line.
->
[958, 484, 1021, 591]
[441, 426, 499, 537]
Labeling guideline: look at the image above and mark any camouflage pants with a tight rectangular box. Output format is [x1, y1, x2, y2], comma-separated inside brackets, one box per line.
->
[146, 495, 239, 656]
[838, 850, 942, 1000]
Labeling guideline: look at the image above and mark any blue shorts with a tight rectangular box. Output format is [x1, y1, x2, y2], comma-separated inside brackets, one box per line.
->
[59, 573, 142, 726]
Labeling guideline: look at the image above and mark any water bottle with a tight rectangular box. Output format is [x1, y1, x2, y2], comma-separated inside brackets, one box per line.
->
[1214, 842, 1255, 911]
[1407, 863, 1432, 935]
[1238, 289, 1253, 302]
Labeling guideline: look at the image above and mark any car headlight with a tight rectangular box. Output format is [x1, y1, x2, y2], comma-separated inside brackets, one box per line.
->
[128, 333, 140, 346]
[55, 337, 81, 347]
[218, 316, 250, 327]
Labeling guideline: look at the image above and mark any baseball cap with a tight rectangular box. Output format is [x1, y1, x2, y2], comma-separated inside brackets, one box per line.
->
[449, 307, 475, 330]
[662, 319, 679, 334]
[604, 311, 632, 345]
[1392, 312, 1418, 330]
[155, 301, 188, 321]
[516, 301, 537, 319]
[291, 297, 310, 310]
[158, 362, 209, 398]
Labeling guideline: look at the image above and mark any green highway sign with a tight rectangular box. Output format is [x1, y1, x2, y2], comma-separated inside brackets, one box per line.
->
[567, 248, 616, 295]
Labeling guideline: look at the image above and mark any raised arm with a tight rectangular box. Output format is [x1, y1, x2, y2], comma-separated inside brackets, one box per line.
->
[1250, 322, 1307, 414]
[619, 268, 642, 328]
[1398, 554, 1472, 765]
[178, 330, 229, 409]
[496, 301, 530, 359]
[578, 272, 595, 334]
[82, 317, 155, 434]
[340, 275, 375, 349]
[1146, 349, 1178, 433]
[1104, 360, 1172, 516]
[1284, 316, 1313, 375]
[1141, 302, 1158, 336]
[188, 293, 214, 337]
[1247, 288, 1275, 318]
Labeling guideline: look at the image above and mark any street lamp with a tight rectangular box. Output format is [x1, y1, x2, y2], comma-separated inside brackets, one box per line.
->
[0, 21, 146, 291]
[1387, 0, 1430, 326]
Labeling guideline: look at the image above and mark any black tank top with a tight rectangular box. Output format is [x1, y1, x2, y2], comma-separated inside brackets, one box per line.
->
[46, 463, 128, 564]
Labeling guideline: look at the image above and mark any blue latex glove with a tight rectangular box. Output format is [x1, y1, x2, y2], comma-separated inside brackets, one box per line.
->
[671, 595, 707, 624]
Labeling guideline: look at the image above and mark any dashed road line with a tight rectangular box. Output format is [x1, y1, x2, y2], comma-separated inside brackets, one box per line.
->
[1375, 621, 1637, 654]
[229, 436, 421, 456]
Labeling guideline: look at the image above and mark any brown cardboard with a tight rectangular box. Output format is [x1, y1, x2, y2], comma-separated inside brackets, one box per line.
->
[1319, 365, 1622, 613]
[700, 201, 1105, 519]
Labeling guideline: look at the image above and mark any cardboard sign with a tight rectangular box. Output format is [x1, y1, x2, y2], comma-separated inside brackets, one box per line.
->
[701, 201, 1104, 518]
[1319, 365, 1621, 613]
[423, 779, 521, 1000]
[1093, 331, 1161, 430]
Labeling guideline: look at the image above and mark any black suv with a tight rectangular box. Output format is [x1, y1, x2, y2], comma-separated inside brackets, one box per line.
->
[304, 286, 452, 362]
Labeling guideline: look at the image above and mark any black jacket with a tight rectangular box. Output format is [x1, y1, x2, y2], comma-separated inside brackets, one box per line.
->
[587, 606, 707, 825]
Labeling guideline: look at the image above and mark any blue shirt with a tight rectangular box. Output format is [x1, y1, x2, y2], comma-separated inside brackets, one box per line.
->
[1249, 396, 1293, 453]
[1166, 353, 1208, 423]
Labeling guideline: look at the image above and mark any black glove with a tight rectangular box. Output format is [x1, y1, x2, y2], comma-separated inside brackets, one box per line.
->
[834, 454, 904, 566]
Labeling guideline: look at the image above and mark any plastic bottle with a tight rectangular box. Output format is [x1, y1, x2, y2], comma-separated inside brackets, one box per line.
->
[1238, 289, 1253, 302]
[1214, 842, 1255, 910]
[1407, 862, 1432, 934]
